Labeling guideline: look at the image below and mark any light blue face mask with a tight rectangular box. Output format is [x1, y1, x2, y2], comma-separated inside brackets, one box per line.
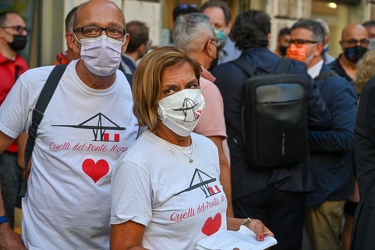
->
[214, 29, 227, 51]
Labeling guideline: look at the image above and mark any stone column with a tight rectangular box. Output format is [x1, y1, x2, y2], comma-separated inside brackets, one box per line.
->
[267, 0, 312, 51]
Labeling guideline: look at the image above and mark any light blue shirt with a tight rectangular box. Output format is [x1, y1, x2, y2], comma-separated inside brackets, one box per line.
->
[219, 37, 241, 64]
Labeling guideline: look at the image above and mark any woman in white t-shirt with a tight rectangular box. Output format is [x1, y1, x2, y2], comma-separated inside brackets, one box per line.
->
[110, 46, 273, 249]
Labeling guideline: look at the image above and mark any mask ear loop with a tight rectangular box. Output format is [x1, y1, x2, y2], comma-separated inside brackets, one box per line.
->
[73, 32, 81, 44]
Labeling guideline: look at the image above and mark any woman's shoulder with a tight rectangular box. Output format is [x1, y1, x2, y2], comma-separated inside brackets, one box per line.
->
[191, 132, 215, 147]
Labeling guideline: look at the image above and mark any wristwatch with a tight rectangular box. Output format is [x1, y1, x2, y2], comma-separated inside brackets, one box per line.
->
[0, 215, 8, 224]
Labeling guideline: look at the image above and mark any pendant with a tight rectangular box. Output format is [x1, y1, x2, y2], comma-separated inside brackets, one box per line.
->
[189, 159, 193, 163]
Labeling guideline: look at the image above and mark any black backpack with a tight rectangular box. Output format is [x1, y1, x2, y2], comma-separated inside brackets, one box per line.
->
[232, 57, 308, 169]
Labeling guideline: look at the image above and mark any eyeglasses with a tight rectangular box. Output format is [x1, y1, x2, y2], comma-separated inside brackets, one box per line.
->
[73, 26, 126, 39]
[209, 38, 221, 47]
[176, 4, 198, 11]
[288, 39, 318, 48]
[1, 25, 31, 33]
[342, 38, 370, 47]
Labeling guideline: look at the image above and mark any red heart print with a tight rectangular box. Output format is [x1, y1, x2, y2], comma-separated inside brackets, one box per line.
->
[82, 159, 109, 183]
[201, 213, 222, 236]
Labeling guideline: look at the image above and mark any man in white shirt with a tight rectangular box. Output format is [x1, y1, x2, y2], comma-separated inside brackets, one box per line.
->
[0, 1, 138, 249]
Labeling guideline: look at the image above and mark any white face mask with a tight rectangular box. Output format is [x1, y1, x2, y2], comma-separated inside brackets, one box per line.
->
[75, 34, 124, 76]
[158, 89, 205, 137]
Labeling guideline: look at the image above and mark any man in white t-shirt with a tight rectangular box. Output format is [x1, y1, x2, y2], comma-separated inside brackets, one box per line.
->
[0, 0, 138, 249]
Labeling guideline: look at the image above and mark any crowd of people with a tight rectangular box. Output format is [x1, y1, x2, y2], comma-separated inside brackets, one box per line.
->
[1, 0, 375, 249]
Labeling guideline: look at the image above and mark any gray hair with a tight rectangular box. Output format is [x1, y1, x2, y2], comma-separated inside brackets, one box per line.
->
[172, 13, 215, 53]
[315, 18, 330, 36]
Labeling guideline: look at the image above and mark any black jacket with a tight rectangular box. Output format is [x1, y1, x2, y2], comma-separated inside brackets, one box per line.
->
[351, 76, 375, 250]
[212, 48, 331, 199]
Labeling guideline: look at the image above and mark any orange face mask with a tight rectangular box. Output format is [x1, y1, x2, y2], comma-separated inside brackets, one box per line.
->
[286, 43, 307, 62]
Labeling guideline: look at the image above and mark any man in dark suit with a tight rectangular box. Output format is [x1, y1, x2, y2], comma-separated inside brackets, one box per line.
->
[212, 10, 331, 250]
[119, 20, 150, 75]
[288, 19, 357, 250]
[350, 64, 375, 250]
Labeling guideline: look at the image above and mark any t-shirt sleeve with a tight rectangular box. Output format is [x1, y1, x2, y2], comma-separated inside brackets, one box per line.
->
[194, 80, 227, 139]
[0, 75, 30, 138]
[111, 157, 152, 226]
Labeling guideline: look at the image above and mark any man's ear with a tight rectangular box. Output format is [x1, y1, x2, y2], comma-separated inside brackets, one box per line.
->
[205, 40, 216, 58]
[66, 32, 75, 50]
[225, 23, 232, 35]
[121, 33, 130, 54]
[137, 43, 146, 54]
[315, 43, 324, 56]
[339, 40, 344, 50]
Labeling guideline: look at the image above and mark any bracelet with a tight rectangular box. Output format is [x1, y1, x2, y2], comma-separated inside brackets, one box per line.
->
[0, 215, 8, 224]
[240, 217, 252, 227]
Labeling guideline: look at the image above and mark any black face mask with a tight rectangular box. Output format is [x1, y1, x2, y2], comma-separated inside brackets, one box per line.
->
[344, 46, 367, 63]
[8, 35, 27, 52]
[279, 46, 288, 57]
[208, 51, 219, 72]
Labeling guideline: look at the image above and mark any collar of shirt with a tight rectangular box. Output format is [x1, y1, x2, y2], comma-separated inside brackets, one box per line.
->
[308, 59, 324, 79]
[122, 53, 137, 65]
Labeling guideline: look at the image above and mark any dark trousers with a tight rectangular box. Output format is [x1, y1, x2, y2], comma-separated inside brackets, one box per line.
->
[0, 151, 21, 229]
[233, 185, 305, 250]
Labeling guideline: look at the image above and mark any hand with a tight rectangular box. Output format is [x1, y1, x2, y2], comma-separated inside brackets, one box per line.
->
[247, 219, 274, 241]
[0, 224, 26, 250]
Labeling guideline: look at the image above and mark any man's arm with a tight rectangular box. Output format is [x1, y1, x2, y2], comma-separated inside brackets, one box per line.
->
[0, 130, 26, 249]
[308, 78, 357, 152]
[17, 132, 28, 170]
[207, 136, 233, 217]
[0, 186, 26, 249]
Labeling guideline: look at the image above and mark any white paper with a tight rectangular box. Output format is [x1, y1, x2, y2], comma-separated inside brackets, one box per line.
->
[196, 225, 277, 250]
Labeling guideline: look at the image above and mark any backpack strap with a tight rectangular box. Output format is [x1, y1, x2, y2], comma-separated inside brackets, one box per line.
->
[19, 64, 67, 197]
[314, 70, 338, 82]
[275, 58, 291, 73]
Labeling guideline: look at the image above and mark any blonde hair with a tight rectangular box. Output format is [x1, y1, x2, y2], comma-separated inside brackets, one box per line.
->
[356, 49, 375, 94]
[132, 46, 202, 131]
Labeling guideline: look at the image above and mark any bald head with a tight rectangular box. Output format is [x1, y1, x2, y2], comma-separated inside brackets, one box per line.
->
[341, 23, 368, 41]
[73, 0, 125, 29]
[71, 0, 129, 68]
[339, 23, 369, 64]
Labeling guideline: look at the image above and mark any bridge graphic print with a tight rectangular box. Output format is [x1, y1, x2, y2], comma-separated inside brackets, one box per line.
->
[52, 112, 125, 142]
[175, 168, 221, 198]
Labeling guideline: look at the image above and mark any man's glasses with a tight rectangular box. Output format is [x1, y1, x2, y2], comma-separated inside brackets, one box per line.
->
[288, 39, 318, 48]
[73, 26, 127, 39]
[176, 4, 198, 11]
[1, 25, 31, 33]
[210, 38, 221, 47]
[342, 38, 370, 47]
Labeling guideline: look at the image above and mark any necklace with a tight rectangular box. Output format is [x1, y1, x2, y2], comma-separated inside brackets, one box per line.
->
[171, 143, 194, 163]
[154, 128, 194, 163]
